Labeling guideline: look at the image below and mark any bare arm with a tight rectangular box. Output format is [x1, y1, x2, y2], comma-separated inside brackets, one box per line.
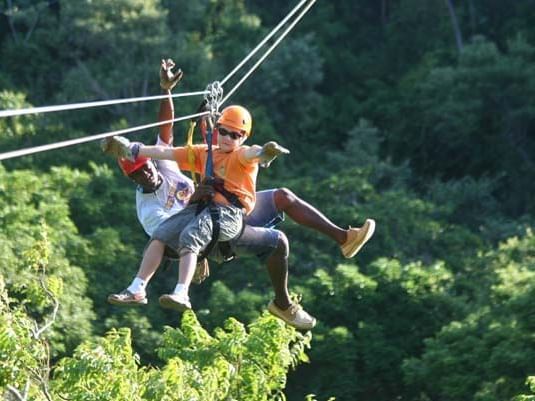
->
[158, 58, 183, 145]
[158, 89, 174, 145]
[243, 144, 263, 162]
[138, 145, 177, 160]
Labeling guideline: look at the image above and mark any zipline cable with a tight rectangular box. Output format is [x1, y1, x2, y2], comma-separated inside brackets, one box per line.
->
[0, 111, 209, 161]
[0, 0, 315, 161]
[0, 0, 310, 119]
[221, 0, 316, 105]
[0, 91, 208, 118]
[220, 0, 308, 86]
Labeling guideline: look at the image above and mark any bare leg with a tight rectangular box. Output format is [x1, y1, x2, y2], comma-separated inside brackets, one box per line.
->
[176, 250, 197, 289]
[136, 240, 165, 281]
[108, 240, 166, 304]
[266, 232, 292, 310]
[265, 231, 317, 330]
[274, 188, 347, 245]
[158, 249, 197, 311]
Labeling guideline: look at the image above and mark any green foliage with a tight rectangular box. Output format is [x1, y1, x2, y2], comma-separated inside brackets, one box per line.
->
[403, 230, 535, 401]
[2, 1, 535, 400]
[0, 230, 62, 400]
[514, 377, 535, 401]
[54, 327, 147, 401]
[0, 166, 95, 357]
[54, 311, 310, 401]
[386, 35, 535, 215]
[0, 91, 37, 139]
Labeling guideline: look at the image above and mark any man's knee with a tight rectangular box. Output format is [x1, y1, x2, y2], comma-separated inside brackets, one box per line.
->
[274, 187, 298, 211]
[275, 230, 289, 258]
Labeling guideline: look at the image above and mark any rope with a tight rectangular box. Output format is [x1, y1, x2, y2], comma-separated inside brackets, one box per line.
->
[221, 0, 317, 105]
[220, 0, 309, 86]
[0, 0, 316, 161]
[185, 121, 198, 184]
[0, 91, 208, 118]
[0, 111, 209, 161]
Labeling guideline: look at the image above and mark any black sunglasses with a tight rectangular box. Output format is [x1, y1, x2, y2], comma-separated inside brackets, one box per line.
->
[218, 127, 243, 140]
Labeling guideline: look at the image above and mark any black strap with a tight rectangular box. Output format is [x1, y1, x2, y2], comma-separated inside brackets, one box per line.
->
[197, 202, 246, 263]
[217, 218, 246, 263]
[212, 178, 244, 209]
[194, 176, 244, 262]
[198, 205, 221, 261]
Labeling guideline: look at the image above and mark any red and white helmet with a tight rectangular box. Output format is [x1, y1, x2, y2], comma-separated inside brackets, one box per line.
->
[117, 156, 150, 175]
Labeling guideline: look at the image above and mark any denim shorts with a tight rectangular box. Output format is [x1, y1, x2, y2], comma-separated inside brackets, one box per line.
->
[161, 224, 281, 263]
[152, 203, 243, 255]
[244, 189, 284, 228]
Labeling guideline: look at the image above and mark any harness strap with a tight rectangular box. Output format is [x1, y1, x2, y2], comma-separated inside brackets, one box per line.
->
[212, 178, 245, 209]
[185, 121, 198, 184]
[198, 204, 221, 261]
[195, 201, 245, 263]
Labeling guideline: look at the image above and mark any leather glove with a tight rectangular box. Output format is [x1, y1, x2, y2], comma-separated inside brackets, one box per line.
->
[160, 58, 183, 91]
[259, 141, 290, 168]
[100, 136, 141, 161]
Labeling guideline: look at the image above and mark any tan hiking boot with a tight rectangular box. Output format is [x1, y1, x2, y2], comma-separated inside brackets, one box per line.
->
[159, 293, 192, 312]
[268, 300, 317, 330]
[107, 289, 148, 306]
[341, 218, 376, 258]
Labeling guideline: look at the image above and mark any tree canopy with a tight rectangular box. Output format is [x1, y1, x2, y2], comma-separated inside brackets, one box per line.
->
[1, 1, 534, 400]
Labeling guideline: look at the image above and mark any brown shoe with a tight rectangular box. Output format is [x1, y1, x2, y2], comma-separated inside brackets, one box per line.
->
[107, 289, 147, 306]
[268, 301, 317, 330]
[341, 219, 376, 258]
[158, 293, 191, 312]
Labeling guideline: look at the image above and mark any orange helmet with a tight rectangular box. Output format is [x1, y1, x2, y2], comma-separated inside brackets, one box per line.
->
[216, 105, 252, 136]
[118, 156, 150, 175]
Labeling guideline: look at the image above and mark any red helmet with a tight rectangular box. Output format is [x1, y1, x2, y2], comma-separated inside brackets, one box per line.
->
[118, 156, 150, 175]
[216, 105, 252, 136]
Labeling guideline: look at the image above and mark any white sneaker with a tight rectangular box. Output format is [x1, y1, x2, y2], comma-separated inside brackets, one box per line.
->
[107, 289, 147, 306]
[158, 292, 191, 312]
[268, 301, 317, 330]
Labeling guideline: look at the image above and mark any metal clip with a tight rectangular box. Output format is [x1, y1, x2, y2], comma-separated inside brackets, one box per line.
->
[204, 81, 224, 119]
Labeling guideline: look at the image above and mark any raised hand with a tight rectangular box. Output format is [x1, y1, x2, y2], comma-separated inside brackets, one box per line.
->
[160, 58, 183, 91]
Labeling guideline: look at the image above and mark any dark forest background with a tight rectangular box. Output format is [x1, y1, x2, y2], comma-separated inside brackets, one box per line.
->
[1, 1, 535, 400]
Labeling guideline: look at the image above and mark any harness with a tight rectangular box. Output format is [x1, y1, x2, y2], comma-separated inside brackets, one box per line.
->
[194, 181, 245, 263]
[193, 82, 244, 262]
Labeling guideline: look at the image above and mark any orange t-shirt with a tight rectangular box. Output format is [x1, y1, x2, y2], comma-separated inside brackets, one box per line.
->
[173, 144, 258, 215]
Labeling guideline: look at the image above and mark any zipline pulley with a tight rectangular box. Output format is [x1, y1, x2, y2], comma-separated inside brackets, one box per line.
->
[203, 81, 223, 179]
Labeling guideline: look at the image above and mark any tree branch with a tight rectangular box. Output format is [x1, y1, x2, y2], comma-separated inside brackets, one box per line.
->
[444, 0, 464, 53]
[6, 385, 25, 401]
[5, 0, 20, 43]
[32, 275, 59, 339]
[24, 4, 43, 43]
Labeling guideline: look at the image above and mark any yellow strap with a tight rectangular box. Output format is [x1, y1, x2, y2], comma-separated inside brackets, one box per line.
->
[186, 121, 198, 184]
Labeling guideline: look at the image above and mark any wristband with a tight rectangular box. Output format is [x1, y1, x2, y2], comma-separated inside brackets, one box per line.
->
[131, 143, 141, 159]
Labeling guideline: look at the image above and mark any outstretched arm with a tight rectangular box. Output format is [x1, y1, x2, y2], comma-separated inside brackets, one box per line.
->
[243, 141, 290, 167]
[138, 144, 177, 160]
[101, 135, 180, 161]
[158, 59, 182, 145]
